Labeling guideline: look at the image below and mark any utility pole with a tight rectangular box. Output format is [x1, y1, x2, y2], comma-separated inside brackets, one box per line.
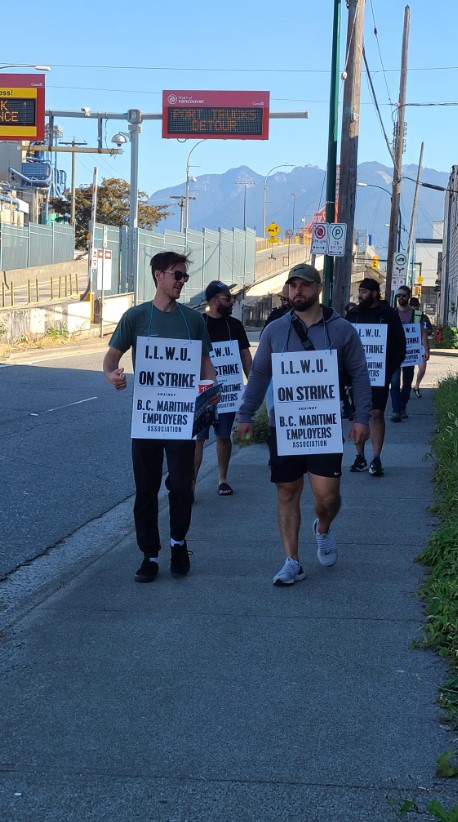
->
[59, 138, 87, 223]
[322, 0, 342, 305]
[332, 0, 366, 314]
[406, 140, 424, 288]
[386, 5, 410, 300]
[170, 194, 193, 232]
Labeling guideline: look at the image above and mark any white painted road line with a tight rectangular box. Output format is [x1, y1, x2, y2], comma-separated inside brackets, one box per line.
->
[30, 396, 98, 416]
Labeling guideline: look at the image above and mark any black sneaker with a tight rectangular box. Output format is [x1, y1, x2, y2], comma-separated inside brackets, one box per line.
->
[369, 457, 384, 477]
[170, 541, 190, 576]
[135, 558, 159, 583]
[401, 410, 408, 419]
[350, 455, 368, 472]
[390, 412, 402, 422]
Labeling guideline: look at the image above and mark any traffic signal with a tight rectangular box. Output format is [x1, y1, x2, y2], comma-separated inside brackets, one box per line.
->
[371, 255, 379, 270]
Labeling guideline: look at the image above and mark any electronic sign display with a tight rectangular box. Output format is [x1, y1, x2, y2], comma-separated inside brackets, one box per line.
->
[0, 74, 46, 141]
[162, 91, 269, 140]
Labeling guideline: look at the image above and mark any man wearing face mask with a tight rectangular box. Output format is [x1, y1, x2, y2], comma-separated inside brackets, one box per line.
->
[194, 281, 252, 496]
[390, 285, 429, 422]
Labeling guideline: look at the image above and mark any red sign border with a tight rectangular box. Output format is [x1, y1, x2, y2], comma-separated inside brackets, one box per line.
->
[0, 73, 45, 142]
[162, 90, 270, 140]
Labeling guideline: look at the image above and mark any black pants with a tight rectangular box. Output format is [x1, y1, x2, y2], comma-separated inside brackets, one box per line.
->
[131, 438, 196, 557]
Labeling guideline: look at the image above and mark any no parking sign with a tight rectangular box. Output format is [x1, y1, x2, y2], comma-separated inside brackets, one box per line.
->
[311, 222, 329, 254]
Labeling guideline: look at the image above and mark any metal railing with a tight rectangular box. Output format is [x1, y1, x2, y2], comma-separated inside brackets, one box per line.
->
[1, 272, 81, 308]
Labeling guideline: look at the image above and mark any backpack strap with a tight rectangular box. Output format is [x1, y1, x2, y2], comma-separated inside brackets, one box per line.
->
[291, 315, 315, 351]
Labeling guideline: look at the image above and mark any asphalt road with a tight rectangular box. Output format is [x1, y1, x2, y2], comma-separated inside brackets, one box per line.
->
[0, 340, 134, 579]
[0, 336, 454, 582]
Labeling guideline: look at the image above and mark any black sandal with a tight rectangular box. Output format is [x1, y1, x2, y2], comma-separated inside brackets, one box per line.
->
[414, 388, 422, 398]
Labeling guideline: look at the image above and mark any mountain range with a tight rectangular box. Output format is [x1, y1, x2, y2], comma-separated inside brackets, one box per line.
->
[149, 161, 449, 252]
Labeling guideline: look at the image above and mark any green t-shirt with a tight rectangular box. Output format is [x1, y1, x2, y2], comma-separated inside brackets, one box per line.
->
[109, 301, 211, 366]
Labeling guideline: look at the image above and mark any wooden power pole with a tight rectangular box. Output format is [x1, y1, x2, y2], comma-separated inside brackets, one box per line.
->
[333, 0, 366, 314]
[386, 5, 410, 300]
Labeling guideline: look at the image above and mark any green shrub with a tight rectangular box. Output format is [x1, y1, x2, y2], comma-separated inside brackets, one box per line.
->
[416, 375, 458, 725]
[232, 402, 269, 445]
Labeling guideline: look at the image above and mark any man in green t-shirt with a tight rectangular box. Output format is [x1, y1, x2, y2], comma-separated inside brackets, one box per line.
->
[103, 251, 217, 583]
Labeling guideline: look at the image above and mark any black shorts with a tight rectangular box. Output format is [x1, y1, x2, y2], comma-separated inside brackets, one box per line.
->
[371, 385, 390, 411]
[267, 427, 342, 483]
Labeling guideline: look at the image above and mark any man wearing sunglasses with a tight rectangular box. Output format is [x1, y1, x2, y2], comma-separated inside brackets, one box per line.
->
[103, 251, 217, 583]
[237, 262, 371, 587]
[194, 280, 252, 496]
[262, 284, 291, 332]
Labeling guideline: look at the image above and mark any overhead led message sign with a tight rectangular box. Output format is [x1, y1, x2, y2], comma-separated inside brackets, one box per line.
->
[162, 90, 270, 140]
[0, 74, 46, 141]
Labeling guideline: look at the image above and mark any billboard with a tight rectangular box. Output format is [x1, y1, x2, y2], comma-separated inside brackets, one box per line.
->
[0, 74, 46, 142]
[162, 90, 270, 140]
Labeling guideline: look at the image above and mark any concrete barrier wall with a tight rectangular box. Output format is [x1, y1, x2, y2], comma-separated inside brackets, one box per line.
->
[0, 292, 134, 345]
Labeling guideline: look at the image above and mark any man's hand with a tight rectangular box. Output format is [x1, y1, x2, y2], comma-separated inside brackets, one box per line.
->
[423, 350, 430, 361]
[237, 422, 253, 443]
[106, 367, 127, 390]
[348, 422, 370, 447]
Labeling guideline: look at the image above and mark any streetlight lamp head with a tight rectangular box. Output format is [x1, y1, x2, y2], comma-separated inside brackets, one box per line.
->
[35, 65, 51, 72]
[81, 107, 91, 116]
[111, 132, 128, 147]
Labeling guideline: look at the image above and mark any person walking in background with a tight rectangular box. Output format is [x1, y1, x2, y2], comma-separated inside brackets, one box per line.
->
[237, 263, 371, 587]
[346, 278, 406, 476]
[194, 281, 252, 497]
[103, 251, 217, 583]
[262, 283, 290, 332]
[409, 296, 432, 398]
[390, 285, 430, 419]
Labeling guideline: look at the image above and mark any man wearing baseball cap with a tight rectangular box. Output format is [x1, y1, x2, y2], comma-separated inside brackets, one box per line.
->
[237, 261, 372, 587]
[194, 281, 252, 496]
[346, 278, 406, 476]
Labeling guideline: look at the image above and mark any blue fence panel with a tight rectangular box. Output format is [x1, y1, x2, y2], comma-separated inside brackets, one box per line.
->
[0, 224, 29, 270]
[51, 224, 76, 264]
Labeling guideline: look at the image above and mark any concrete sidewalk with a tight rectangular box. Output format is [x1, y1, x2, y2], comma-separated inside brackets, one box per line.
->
[1, 379, 457, 820]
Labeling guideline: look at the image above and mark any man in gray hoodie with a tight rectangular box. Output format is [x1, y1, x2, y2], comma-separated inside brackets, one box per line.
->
[237, 263, 371, 586]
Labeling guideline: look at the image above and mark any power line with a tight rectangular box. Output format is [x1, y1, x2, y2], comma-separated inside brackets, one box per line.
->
[362, 48, 394, 163]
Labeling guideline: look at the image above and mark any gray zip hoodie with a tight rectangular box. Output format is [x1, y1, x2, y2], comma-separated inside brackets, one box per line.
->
[238, 307, 372, 426]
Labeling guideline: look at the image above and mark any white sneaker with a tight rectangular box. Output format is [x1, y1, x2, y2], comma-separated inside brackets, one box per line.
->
[273, 557, 306, 586]
[313, 519, 338, 567]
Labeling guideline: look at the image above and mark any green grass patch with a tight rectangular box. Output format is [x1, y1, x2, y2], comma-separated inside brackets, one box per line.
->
[415, 375, 458, 726]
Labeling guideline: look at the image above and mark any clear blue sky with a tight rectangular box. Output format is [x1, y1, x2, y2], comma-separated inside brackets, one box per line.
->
[2, 0, 458, 197]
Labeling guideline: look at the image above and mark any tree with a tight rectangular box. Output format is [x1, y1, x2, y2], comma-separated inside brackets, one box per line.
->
[49, 177, 171, 249]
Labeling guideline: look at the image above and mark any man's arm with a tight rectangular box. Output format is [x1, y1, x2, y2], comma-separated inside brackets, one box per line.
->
[421, 319, 430, 360]
[103, 347, 127, 390]
[200, 353, 217, 382]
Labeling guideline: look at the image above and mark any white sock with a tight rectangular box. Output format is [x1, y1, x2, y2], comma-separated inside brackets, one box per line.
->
[148, 557, 158, 564]
[170, 539, 185, 547]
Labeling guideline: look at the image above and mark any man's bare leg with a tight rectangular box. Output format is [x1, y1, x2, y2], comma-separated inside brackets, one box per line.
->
[276, 477, 304, 559]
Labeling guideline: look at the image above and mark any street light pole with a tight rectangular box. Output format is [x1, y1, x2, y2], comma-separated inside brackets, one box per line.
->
[263, 164, 295, 238]
[185, 139, 206, 231]
[288, 193, 297, 265]
[235, 180, 255, 230]
[127, 109, 142, 298]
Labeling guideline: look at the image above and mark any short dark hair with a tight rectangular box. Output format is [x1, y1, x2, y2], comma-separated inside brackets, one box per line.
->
[150, 251, 191, 285]
[397, 285, 411, 297]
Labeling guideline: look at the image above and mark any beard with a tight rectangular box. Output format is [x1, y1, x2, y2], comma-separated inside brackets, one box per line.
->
[292, 294, 319, 312]
[217, 303, 233, 317]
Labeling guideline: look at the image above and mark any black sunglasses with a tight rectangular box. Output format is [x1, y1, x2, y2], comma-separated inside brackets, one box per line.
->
[163, 269, 189, 282]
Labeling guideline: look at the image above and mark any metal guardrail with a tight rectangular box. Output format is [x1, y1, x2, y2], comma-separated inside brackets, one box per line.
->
[1, 273, 81, 309]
